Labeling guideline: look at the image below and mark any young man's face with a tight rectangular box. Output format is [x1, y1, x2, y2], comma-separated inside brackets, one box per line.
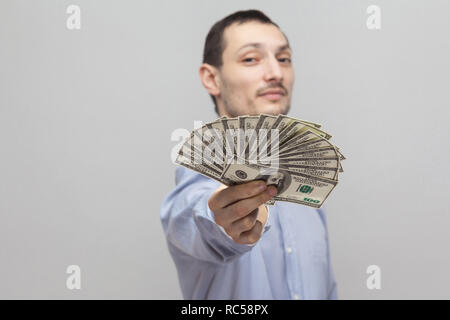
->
[216, 21, 294, 117]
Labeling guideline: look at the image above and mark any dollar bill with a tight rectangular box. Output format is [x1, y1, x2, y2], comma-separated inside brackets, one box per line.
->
[221, 162, 337, 208]
[175, 114, 345, 207]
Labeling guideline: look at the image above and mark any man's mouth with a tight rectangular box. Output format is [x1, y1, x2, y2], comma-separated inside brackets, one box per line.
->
[259, 92, 284, 101]
[259, 89, 285, 101]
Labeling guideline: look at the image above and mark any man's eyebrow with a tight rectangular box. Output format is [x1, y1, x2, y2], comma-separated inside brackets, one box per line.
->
[236, 42, 291, 54]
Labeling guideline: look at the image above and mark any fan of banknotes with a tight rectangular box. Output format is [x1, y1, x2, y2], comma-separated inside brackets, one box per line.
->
[175, 114, 345, 208]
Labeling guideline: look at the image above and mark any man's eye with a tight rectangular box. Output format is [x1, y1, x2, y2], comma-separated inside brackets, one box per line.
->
[243, 57, 257, 63]
[279, 58, 292, 63]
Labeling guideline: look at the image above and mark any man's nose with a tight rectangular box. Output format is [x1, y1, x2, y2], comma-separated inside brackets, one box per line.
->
[263, 55, 283, 82]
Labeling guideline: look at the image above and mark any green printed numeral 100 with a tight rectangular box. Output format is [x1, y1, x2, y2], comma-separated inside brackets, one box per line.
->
[303, 197, 320, 204]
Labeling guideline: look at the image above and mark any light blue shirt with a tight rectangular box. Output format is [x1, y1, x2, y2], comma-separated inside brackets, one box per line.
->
[160, 166, 338, 300]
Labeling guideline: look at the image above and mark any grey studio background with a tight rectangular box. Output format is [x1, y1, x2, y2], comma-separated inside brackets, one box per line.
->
[1, 0, 449, 299]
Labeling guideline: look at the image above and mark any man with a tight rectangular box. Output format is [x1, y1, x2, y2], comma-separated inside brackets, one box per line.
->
[160, 9, 337, 299]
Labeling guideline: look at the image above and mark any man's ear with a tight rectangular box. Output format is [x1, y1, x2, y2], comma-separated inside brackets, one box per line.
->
[199, 63, 221, 98]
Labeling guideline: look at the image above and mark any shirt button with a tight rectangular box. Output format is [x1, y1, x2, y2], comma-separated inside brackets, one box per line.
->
[286, 247, 292, 254]
[293, 294, 300, 300]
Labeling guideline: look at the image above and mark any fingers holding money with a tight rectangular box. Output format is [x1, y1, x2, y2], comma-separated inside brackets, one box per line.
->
[238, 220, 264, 245]
[209, 183, 277, 244]
[208, 180, 267, 211]
[229, 208, 259, 237]
[225, 206, 265, 245]
[223, 185, 277, 223]
[230, 204, 269, 245]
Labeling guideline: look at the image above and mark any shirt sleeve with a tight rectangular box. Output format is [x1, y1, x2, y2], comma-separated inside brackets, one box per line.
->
[160, 166, 271, 265]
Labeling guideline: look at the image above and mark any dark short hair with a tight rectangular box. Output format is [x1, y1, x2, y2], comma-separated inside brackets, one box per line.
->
[202, 10, 284, 115]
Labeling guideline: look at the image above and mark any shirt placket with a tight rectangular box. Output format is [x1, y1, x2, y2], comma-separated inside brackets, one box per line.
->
[277, 207, 305, 300]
